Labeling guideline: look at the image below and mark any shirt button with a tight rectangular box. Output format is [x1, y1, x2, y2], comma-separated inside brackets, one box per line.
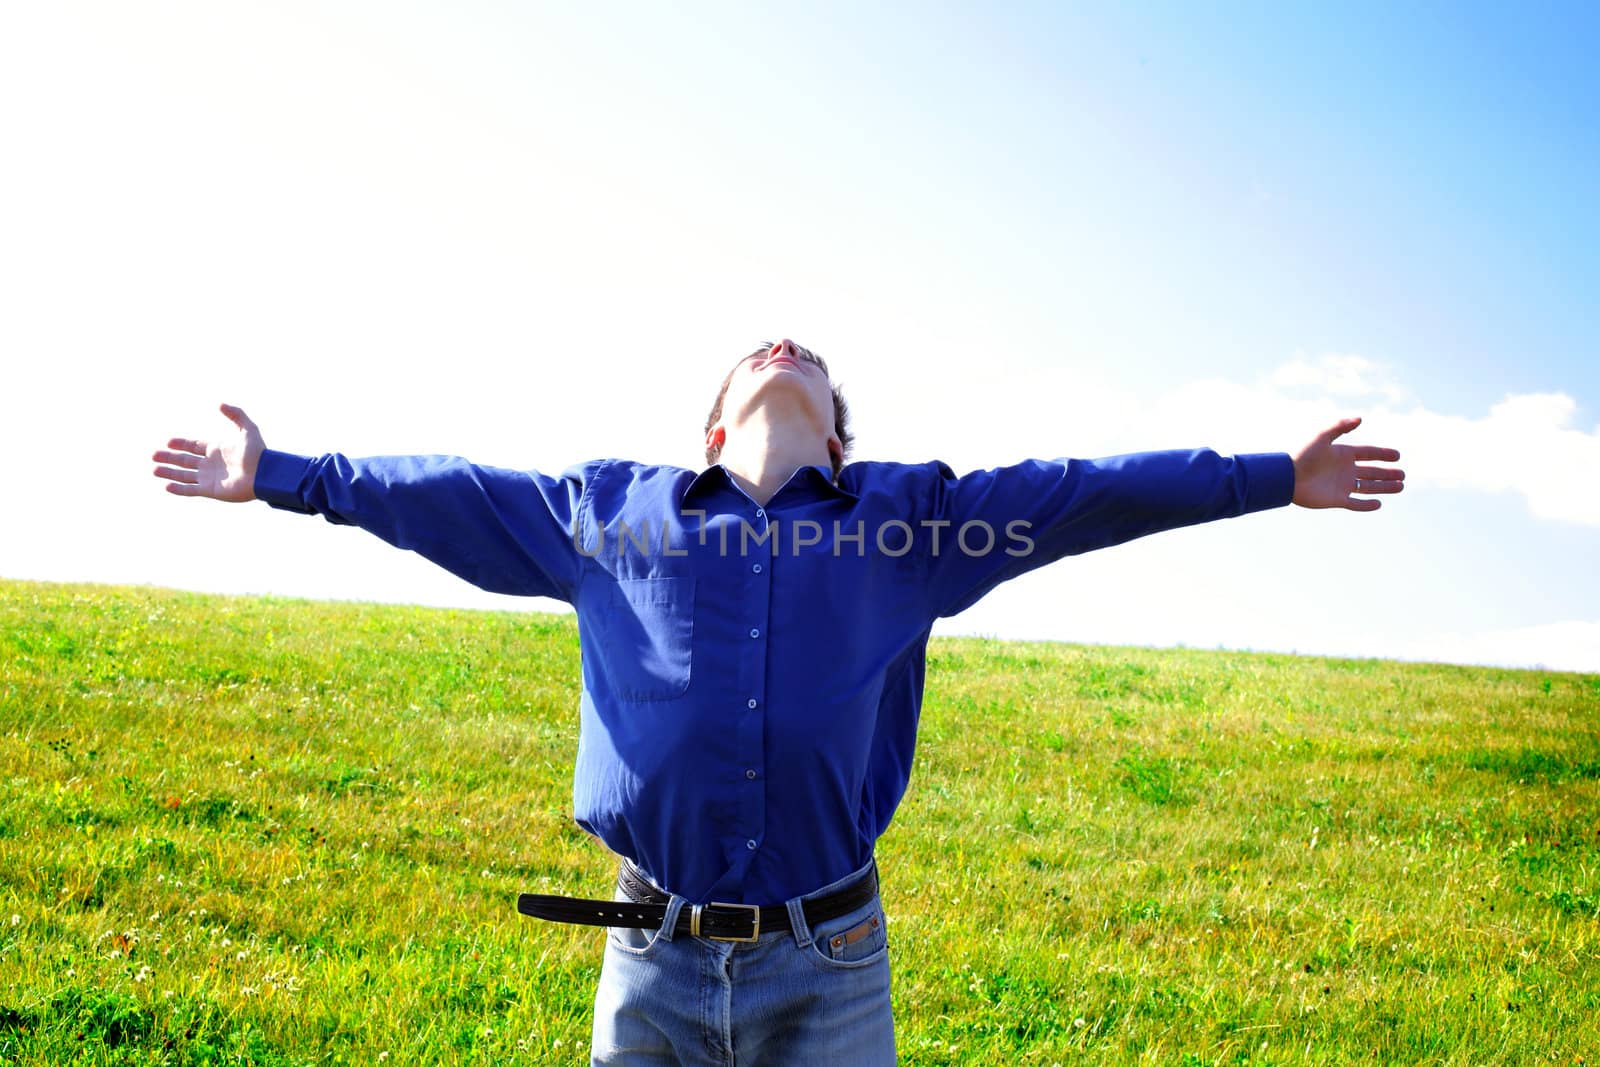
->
[746, 839, 757, 850]
[749, 627, 760, 639]
[752, 563, 762, 574]
[747, 698, 758, 709]
[745, 769, 757, 780]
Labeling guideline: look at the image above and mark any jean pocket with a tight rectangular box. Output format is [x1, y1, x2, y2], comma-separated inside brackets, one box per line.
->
[604, 887, 666, 959]
[606, 921, 665, 959]
[581, 576, 694, 701]
[809, 900, 889, 969]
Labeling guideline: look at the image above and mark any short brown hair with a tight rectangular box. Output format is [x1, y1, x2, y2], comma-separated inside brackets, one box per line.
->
[704, 342, 853, 480]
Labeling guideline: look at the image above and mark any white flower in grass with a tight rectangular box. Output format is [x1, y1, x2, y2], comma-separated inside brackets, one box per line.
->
[9, 914, 18, 926]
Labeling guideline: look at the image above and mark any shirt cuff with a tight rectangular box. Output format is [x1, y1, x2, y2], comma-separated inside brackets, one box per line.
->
[1237, 452, 1296, 513]
[254, 449, 317, 513]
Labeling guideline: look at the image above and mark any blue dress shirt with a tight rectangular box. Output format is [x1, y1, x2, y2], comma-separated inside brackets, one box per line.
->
[254, 447, 1294, 904]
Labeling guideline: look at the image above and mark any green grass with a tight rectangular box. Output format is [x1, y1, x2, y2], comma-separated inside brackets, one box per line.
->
[2, 577, 1597, 1065]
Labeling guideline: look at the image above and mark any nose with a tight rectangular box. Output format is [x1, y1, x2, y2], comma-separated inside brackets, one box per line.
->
[769, 339, 795, 359]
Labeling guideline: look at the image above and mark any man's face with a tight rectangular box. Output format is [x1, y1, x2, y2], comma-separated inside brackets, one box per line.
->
[709, 339, 841, 464]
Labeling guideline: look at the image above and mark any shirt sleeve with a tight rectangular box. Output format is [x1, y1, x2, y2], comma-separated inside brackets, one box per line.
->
[252, 448, 589, 603]
[922, 449, 1295, 619]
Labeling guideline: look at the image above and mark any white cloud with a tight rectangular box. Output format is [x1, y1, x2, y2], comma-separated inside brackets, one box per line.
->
[1268, 353, 1410, 404]
[1397, 393, 1600, 526]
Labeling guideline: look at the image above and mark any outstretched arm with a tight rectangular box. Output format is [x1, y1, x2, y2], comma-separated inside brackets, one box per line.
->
[917, 415, 1405, 618]
[151, 402, 585, 602]
[1291, 417, 1405, 511]
[152, 403, 264, 502]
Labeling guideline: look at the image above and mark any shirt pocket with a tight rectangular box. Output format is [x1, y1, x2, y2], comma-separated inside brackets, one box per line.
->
[582, 576, 695, 701]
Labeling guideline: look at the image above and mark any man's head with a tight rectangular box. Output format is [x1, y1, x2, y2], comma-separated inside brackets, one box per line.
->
[704, 340, 854, 479]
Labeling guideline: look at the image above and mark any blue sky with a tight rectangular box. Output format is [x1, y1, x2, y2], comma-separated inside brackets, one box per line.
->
[2, 2, 1595, 670]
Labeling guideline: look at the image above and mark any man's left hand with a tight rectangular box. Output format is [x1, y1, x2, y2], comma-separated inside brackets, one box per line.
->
[1292, 417, 1405, 512]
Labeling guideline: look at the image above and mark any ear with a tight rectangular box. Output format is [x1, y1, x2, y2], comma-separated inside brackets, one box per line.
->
[826, 435, 843, 467]
[706, 424, 726, 456]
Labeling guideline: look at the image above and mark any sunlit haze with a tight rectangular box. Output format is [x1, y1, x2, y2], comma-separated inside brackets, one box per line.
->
[2, 3, 1596, 671]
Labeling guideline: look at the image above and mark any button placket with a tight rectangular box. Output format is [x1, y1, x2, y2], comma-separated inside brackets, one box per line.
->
[735, 499, 773, 866]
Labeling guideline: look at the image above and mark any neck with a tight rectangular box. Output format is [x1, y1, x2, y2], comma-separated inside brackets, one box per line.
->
[717, 412, 832, 506]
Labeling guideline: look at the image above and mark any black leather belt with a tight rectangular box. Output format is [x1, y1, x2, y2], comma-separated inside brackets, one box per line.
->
[516, 860, 879, 943]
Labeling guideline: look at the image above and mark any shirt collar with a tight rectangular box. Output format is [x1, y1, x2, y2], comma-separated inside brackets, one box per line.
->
[681, 463, 859, 508]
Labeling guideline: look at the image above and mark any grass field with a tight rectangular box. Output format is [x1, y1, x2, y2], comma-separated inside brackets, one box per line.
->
[2, 577, 1597, 1065]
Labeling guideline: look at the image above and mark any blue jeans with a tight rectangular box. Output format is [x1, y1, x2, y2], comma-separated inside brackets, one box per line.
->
[590, 859, 894, 1065]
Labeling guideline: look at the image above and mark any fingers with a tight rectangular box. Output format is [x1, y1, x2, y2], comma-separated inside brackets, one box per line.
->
[152, 449, 201, 469]
[1318, 419, 1402, 463]
[155, 406, 257, 500]
[155, 439, 199, 494]
[153, 465, 199, 485]
[1321, 416, 1363, 444]
[152, 448, 202, 487]
[1354, 465, 1406, 495]
[163, 482, 207, 497]
[220, 403, 259, 435]
[1351, 458, 1404, 499]
[1295, 420, 1406, 514]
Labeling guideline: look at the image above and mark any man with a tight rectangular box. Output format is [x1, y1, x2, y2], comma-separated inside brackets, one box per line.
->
[153, 339, 1404, 1065]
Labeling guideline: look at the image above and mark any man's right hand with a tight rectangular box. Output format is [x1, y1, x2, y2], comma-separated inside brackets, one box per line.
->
[152, 403, 265, 502]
